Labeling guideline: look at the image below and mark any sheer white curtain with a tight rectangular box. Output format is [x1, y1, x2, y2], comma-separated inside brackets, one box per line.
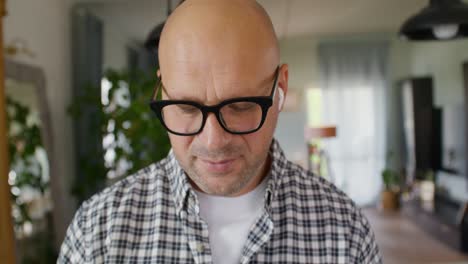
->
[318, 42, 389, 205]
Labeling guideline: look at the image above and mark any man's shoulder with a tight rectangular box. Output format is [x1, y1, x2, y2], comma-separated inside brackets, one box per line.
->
[267, 160, 381, 263]
[80, 157, 171, 215]
[58, 157, 177, 262]
[280, 161, 363, 220]
[279, 161, 376, 248]
[282, 161, 353, 202]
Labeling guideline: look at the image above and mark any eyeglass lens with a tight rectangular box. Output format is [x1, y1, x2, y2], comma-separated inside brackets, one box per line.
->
[161, 101, 263, 134]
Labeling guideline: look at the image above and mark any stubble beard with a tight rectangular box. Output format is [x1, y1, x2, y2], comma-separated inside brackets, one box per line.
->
[183, 145, 270, 196]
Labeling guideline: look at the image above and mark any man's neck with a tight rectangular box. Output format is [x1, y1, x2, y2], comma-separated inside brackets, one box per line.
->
[189, 154, 272, 197]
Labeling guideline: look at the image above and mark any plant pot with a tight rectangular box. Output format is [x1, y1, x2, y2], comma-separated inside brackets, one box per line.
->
[420, 180, 435, 202]
[381, 190, 400, 211]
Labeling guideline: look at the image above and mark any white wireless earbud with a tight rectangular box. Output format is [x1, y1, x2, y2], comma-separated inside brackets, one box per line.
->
[278, 88, 285, 111]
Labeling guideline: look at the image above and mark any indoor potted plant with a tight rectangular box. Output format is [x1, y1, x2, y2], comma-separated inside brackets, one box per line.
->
[419, 170, 435, 202]
[68, 68, 171, 202]
[380, 152, 402, 211]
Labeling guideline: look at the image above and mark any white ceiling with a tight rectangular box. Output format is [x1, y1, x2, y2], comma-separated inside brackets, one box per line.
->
[75, 0, 431, 43]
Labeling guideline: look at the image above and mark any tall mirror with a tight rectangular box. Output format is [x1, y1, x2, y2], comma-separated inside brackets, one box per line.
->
[5, 59, 57, 262]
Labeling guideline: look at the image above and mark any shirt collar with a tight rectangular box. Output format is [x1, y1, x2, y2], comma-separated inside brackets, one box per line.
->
[165, 138, 288, 215]
[264, 138, 287, 212]
[165, 149, 195, 214]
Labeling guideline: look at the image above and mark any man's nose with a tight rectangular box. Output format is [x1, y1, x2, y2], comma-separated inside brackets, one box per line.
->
[197, 113, 233, 150]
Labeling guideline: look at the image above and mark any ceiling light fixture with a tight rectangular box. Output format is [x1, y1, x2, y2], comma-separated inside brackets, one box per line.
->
[399, 0, 468, 41]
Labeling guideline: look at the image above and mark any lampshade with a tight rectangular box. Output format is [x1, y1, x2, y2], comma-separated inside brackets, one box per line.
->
[399, 0, 468, 41]
[305, 126, 337, 139]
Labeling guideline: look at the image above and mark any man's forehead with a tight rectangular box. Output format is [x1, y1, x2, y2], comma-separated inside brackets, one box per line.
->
[168, 60, 236, 76]
[160, 65, 275, 103]
[161, 34, 273, 69]
[162, 66, 272, 89]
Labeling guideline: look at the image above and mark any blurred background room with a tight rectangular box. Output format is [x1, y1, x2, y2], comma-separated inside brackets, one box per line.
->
[1, 0, 468, 263]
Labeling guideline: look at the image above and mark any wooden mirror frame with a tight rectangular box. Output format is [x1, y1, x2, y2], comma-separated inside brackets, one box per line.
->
[4, 59, 53, 163]
[0, 0, 17, 263]
[464, 61, 468, 191]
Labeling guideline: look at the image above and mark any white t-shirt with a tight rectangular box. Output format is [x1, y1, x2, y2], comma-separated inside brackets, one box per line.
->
[195, 177, 269, 264]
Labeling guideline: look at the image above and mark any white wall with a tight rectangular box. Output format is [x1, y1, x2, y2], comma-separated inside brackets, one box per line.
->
[279, 32, 468, 202]
[5, 0, 75, 249]
[386, 38, 413, 169]
[275, 36, 319, 167]
[276, 34, 410, 169]
[409, 40, 468, 107]
[408, 39, 468, 202]
[86, 6, 129, 71]
[279, 36, 320, 91]
[102, 22, 128, 71]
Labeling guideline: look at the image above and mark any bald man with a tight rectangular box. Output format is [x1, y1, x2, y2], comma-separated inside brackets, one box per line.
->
[59, 0, 382, 263]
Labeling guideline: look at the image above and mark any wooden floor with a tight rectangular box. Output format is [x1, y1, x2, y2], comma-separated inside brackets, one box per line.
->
[364, 209, 468, 264]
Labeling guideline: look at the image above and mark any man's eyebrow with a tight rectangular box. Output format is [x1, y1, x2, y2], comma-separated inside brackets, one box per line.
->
[156, 71, 275, 101]
[158, 81, 203, 102]
[226, 73, 274, 96]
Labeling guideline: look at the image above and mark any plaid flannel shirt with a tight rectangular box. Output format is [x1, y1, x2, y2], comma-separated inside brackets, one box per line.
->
[58, 139, 382, 263]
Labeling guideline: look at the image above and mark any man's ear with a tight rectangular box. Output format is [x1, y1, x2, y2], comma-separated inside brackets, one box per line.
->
[277, 64, 289, 112]
[278, 88, 285, 111]
[157, 69, 161, 78]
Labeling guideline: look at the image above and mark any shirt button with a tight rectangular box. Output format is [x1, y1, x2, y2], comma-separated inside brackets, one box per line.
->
[196, 243, 205, 253]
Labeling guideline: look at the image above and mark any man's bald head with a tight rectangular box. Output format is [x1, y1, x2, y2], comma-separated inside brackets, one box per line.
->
[158, 0, 280, 80]
[156, 0, 288, 197]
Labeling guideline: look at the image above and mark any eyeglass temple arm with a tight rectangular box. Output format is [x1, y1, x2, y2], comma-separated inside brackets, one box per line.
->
[270, 65, 280, 98]
[152, 79, 163, 101]
[153, 65, 280, 101]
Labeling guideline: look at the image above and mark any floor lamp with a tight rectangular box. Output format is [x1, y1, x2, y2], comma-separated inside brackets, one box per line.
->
[306, 126, 337, 181]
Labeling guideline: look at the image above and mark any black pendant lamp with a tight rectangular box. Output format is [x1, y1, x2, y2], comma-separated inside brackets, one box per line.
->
[399, 0, 468, 41]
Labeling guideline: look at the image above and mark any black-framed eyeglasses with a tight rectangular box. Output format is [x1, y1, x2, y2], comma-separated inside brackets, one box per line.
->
[149, 66, 280, 136]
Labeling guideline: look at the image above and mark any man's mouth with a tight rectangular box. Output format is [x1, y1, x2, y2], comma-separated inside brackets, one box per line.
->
[198, 158, 236, 173]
